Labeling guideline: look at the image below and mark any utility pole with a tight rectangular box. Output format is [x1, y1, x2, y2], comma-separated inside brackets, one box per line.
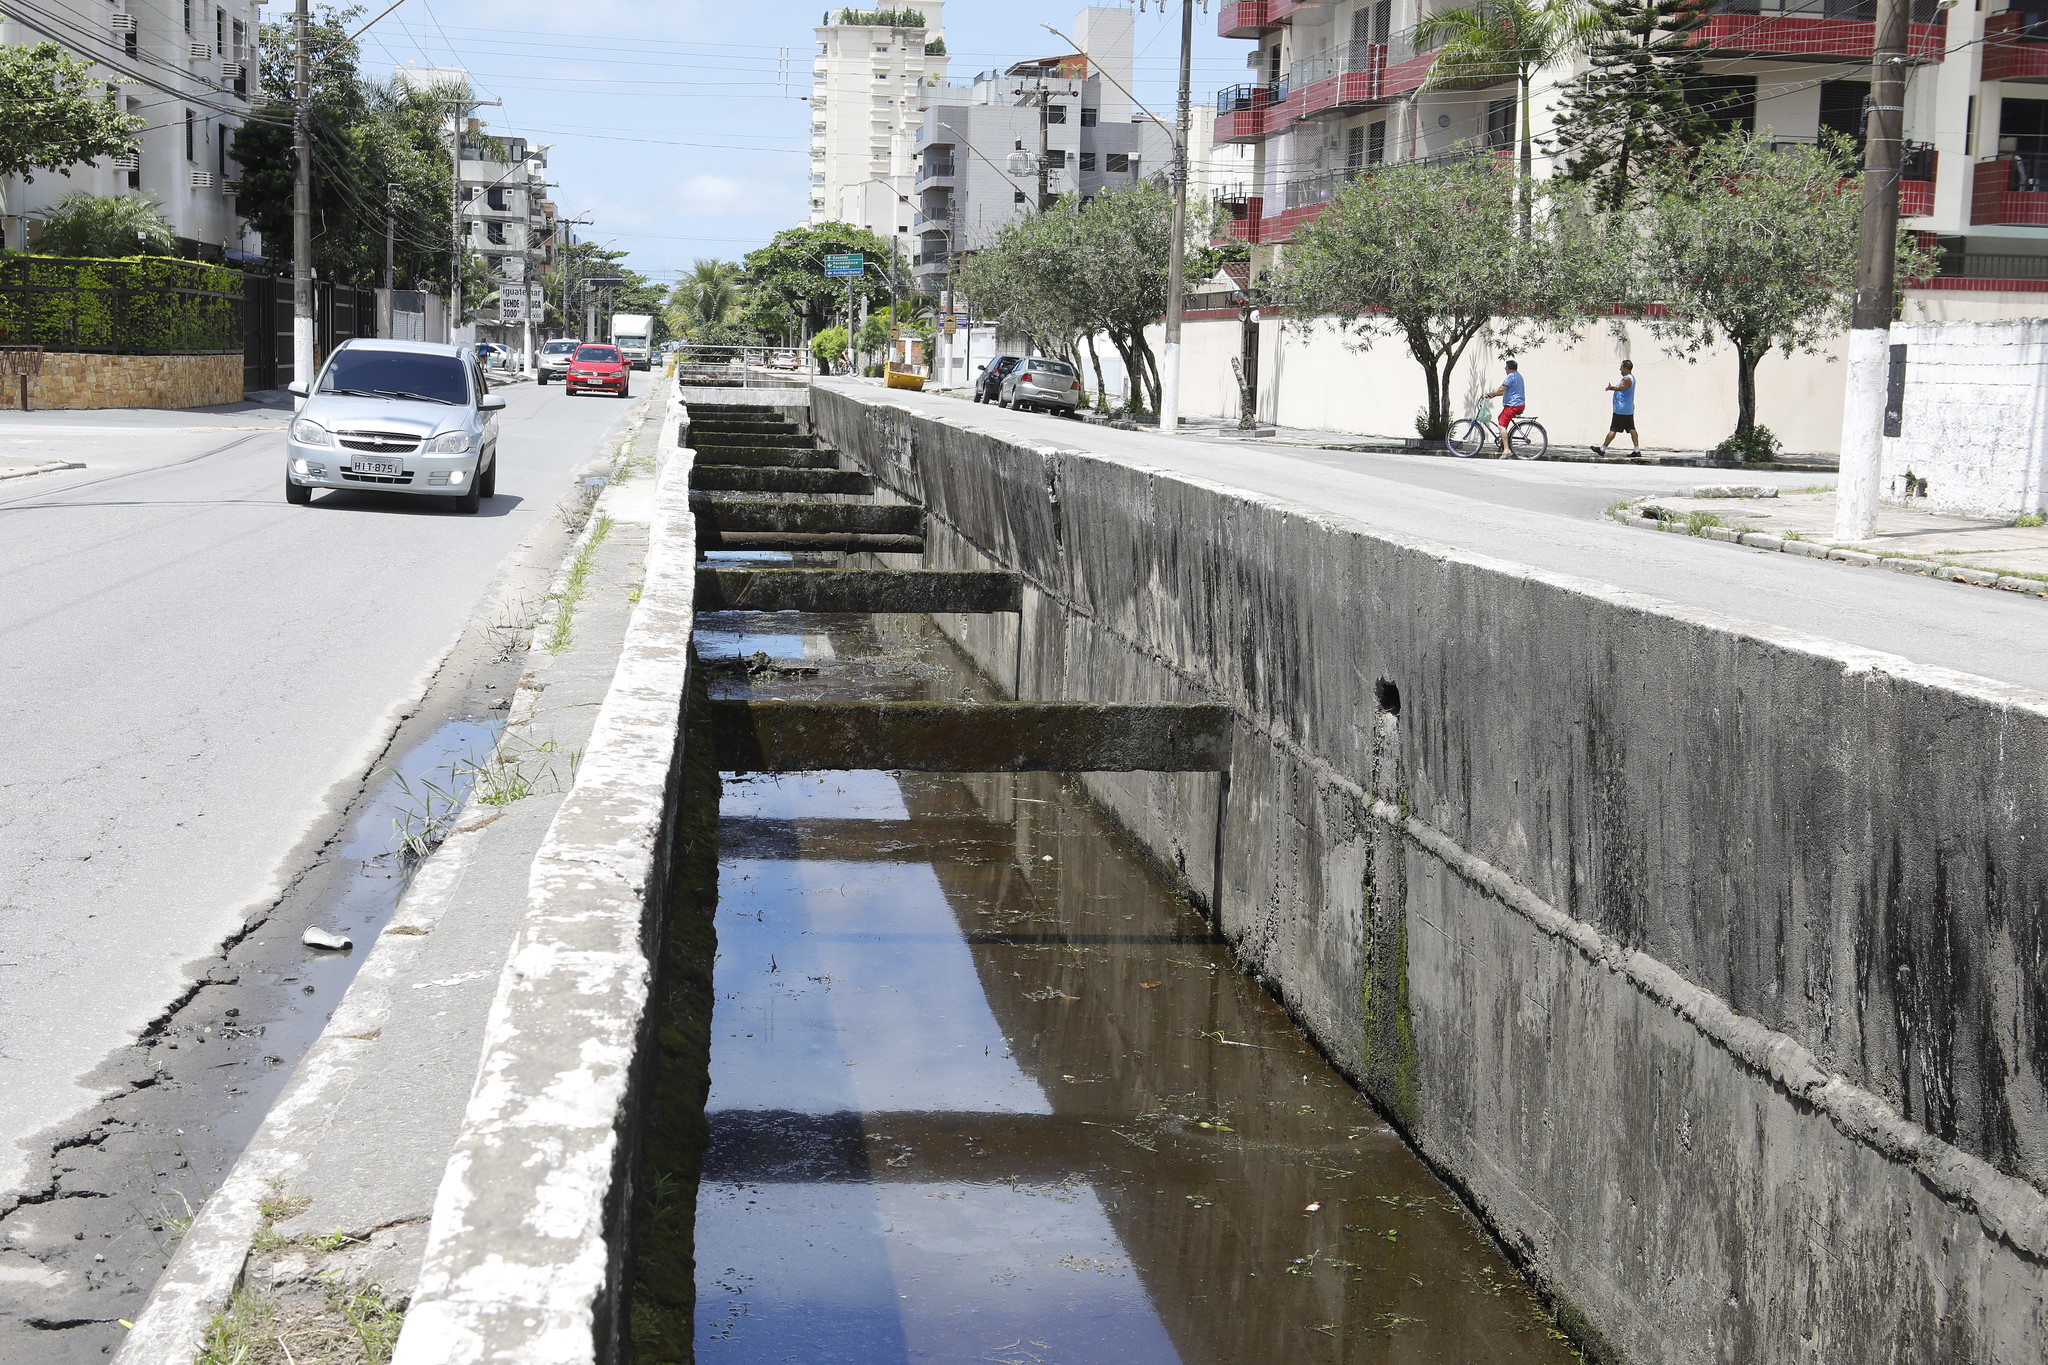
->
[291, 0, 312, 392]
[1159, 0, 1194, 434]
[1835, 0, 1910, 539]
[382, 181, 395, 338]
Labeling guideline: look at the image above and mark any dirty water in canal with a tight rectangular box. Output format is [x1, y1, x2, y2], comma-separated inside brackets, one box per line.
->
[678, 577, 1582, 1365]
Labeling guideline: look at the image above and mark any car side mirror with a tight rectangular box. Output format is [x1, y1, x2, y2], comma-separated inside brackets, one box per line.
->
[479, 394, 507, 411]
[286, 381, 309, 398]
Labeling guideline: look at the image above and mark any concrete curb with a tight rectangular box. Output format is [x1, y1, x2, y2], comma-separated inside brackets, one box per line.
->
[390, 403, 698, 1363]
[1609, 498, 2048, 600]
[0, 460, 84, 482]
[110, 394, 670, 1365]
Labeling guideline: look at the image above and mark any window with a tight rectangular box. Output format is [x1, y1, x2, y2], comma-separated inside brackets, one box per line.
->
[1105, 152, 1130, 173]
[487, 186, 510, 211]
[1046, 104, 1067, 124]
[1685, 75, 1757, 134]
[1045, 148, 1066, 168]
[184, 0, 192, 32]
[1080, 151, 1097, 172]
[487, 222, 507, 245]
[125, 29, 137, 58]
[1353, 0, 1390, 46]
[1368, 119, 1386, 165]
[185, 110, 196, 161]
[1346, 126, 1364, 170]
[216, 7, 225, 54]
[218, 125, 228, 179]
[1484, 99, 1514, 150]
[1080, 107, 1098, 127]
[1819, 80, 1870, 154]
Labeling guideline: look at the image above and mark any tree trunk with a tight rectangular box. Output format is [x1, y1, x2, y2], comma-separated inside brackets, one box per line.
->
[1139, 337, 1162, 413]
[1408, 329, 1446, 435]
[1107, 329, 1139, 410]
[1735, 343, 1760, 435]
[1085, 334, 1107, 412]
[1517, 68, 1534, 234]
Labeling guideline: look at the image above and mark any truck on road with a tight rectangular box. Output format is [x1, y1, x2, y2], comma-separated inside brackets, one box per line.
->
[610, 313, 654, 370]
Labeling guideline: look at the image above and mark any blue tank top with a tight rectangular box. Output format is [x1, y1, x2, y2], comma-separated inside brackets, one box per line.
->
[1613, 376, 1635, 415]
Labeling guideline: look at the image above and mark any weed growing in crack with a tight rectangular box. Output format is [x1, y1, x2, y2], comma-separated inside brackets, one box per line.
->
[546, 514, 614, 655]
[387, 770, 465, 862]
[1684, 510, 1723, 536]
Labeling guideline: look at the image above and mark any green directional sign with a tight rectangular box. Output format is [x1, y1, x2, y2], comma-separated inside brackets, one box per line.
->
[823, 253, 866, 278]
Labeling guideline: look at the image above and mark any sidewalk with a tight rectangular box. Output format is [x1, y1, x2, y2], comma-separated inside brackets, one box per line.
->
[1617, 486, 2048, 596]
[112, 382, 672, 1363]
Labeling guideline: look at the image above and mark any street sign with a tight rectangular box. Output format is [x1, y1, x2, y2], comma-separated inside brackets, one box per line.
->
[824, 252, 865, 278]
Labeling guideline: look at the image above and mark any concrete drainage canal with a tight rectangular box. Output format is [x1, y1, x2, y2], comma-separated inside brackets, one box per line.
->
[630, 402, 1585, 1363]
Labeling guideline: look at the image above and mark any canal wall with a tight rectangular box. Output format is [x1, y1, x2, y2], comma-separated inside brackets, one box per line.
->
[812, 383, 2048, 1364]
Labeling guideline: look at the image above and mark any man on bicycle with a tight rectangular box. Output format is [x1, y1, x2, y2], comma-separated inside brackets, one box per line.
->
[1481, 359, 1525, 459]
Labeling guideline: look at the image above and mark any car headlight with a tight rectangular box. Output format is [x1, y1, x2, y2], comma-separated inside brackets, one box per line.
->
[290, 417, 333, 447]
[425, 430, 474, 454]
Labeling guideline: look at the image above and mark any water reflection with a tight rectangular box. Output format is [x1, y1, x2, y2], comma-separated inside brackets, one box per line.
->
[693, 612, 1580, 1365]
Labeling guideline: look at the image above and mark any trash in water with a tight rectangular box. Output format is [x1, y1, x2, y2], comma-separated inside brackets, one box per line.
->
[301, 927, 352, 951]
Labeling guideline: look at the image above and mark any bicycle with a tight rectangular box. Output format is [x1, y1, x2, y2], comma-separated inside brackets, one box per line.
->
[1447, 405, 1548, 460]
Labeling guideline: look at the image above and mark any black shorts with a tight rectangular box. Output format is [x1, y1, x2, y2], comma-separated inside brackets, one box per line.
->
[1609, 413, 1636, 434]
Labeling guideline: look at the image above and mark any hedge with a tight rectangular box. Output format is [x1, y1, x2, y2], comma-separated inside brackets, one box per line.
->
[0, 253, 244, 354]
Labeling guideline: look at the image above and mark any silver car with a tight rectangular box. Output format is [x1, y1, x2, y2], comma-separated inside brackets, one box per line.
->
[536, 338, 581, 384]
[997, 356, 1082, 415]
[283, 339, 505, 514]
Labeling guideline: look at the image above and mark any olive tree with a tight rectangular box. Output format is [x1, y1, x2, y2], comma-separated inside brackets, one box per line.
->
[1274, 151, 1614, 436]
[1635, 132, 1932, 453]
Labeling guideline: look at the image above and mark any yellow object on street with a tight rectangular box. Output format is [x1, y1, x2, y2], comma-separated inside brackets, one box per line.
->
[885, 365, 926, 392]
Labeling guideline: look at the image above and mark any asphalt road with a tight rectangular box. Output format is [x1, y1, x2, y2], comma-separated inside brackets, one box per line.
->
[0, 377, 643, 1199]
[859, 385, 2048, 696]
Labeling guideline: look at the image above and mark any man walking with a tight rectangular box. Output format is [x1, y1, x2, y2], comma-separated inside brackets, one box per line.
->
[1594, 359, 1639, 457]
[1480, 358, 1525, 458]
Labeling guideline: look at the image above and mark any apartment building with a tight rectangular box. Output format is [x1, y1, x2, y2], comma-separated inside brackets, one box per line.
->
[909, 7, 1178, 292]
[455, 119, 555, 339]
[0, 0, 259, 257]
[1210, 0, 2048, 289]
[809, 3, 951, 236]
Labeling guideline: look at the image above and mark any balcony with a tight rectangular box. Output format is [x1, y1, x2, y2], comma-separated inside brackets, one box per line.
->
[1214, 83, 1275, 142]
[1983, 10, 2048, 81]
[1217, 0, 1276, 38]
[1974, 155, 2048, 226]
[914, 207, 951, 229]
[1696, 0, 1947, 63]
[915, 158, 957, 184]
[1286, 32, 1444, 117]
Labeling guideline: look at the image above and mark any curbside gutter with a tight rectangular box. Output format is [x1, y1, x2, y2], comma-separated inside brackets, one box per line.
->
[1610, 497, 2048, 599]
[111, 391, 674, 1365]
[390, 402, 698, 1364]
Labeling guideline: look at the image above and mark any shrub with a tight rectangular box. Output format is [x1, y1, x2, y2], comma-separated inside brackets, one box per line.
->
[34, 193, 176, 258]
[1712, 425, 1780, 463]
[1414, 407, 1451, 441]
[0, 252, 242, 352]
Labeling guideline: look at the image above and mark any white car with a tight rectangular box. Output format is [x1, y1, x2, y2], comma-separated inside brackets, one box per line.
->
[536, 338, 581, 384]
[284, 339, 505, 513]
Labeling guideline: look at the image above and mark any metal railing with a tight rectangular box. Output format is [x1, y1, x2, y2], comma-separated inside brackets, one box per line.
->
[914, 207, 951, 228]
[1707, 0, 1944, 19]
[915, 159, 957, 183]
[1286, 28, 1444, 90]
[671, 343, 812, 388]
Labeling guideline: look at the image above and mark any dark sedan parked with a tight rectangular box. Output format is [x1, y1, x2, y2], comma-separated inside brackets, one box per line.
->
[971, 355, 1023, 404]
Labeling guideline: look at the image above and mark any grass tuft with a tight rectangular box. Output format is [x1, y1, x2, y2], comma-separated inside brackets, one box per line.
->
[546, 514, 615, 655]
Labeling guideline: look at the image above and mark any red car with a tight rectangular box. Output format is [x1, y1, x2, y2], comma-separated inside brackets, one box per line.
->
[565, 344, 630, 398]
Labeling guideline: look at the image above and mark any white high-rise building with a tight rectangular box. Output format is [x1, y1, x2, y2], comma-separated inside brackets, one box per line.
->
[808, 3, 949, 240]
[0, 0, 261, 258]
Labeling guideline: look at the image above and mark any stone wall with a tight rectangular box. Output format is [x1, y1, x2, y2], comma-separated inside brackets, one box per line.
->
[12, 352, 243, 411]
[1888, 319, 2048, 519]
[815, 382, 2048, 1365]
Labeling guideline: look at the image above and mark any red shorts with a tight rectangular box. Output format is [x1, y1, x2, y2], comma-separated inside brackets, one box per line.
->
[1497, 404, 1525, 428]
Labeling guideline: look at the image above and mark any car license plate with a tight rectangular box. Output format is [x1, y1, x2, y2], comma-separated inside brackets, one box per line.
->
[353, 457, 402, 476]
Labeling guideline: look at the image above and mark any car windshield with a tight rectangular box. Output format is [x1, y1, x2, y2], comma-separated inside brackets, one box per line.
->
[318, 350, 468, 405]
[1025, 359, 1076, 376]
[575, 346, 620, 363]
[543, 341, 578, 354]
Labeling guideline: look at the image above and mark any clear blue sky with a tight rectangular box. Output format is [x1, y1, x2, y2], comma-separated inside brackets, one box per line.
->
[350, 0, 1253, 286]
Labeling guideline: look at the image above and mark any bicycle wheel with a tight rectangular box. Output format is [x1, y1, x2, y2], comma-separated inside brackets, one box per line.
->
[1447, 418, 1488, 457]
[1509, 420, 1547, 460]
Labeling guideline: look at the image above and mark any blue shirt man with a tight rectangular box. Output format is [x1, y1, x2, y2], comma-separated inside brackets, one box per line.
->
[1481, 359, 1526, 458]
[1597, 359, 1640, 456]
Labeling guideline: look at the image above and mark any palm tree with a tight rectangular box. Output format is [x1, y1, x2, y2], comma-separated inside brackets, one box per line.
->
[671, 258, 740, 331]
[1418, 0, 1598, 226]
[33, 192, 177, 257]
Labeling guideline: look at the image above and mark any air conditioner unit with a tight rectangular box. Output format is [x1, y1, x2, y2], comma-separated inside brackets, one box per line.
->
[220, 61, 243, 80]
[112, 152, 139, 171]
[110, 13, 136, 32]
[190, 171, 215, 190]
[190, 43, 212, 60]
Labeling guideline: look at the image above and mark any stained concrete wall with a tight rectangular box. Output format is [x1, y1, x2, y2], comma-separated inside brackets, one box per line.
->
[814, 382, 2048, 1364]
[1888, 319, 2048, 519]
[14, 352, 242, 411]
